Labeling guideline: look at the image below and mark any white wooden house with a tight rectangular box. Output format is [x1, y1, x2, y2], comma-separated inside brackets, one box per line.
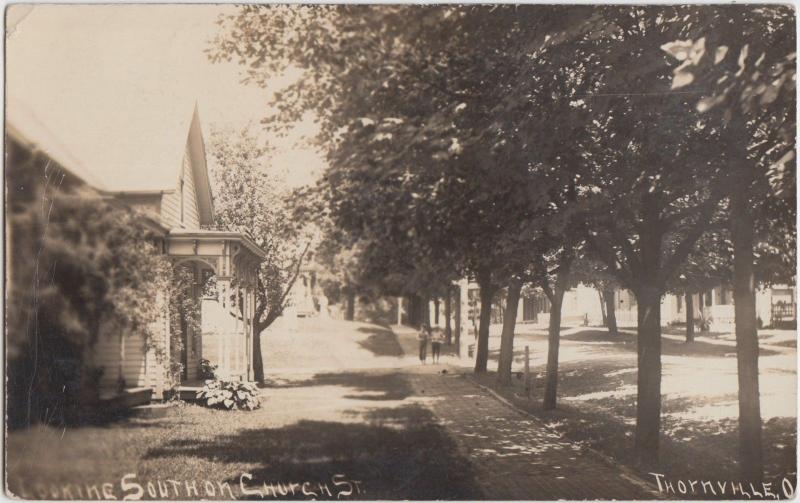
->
[457, 278, 795, 333]
[7, 100, 265, 402]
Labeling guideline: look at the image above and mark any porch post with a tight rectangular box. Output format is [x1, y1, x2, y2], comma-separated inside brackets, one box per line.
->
[243, 282, 249, 380]
[246, 284, 253, 381]
[233, 281, 241, 378]
[216, 276, 231, 378]
[237, 281, 245, 378]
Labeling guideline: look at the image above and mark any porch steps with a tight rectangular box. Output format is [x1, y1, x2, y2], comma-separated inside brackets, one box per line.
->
[129, 403, 180, 419]
[177, 385, 203, 402]
[98, 387, 153, 410]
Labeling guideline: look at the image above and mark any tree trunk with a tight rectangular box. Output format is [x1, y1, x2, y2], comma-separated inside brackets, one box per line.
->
[454, 285, 461, 355]
[497, 278, 523, 386]
[731, 187, 763, 482]
[345, 290, 356, 321]
[251, 305, 285, 383]
[409, 295, 420, 328]
[396, 296, 403, 326]
[599, 290, 608, 326]
[634, 286, 662, 460]
[474, 274, 493, 373]
[543, 288, 565, 410]
[685, 291, 695, 342]
[434, 298, 440, 325]
[604, 286, 618, 335]
[252, 328, 265, 383]
[444, 288, 452, 344]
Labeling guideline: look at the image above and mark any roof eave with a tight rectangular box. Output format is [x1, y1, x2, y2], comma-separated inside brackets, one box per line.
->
[168, 229, 267, 260]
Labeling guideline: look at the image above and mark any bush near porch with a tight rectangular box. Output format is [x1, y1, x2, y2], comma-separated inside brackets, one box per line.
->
[198, 380, 261, 410]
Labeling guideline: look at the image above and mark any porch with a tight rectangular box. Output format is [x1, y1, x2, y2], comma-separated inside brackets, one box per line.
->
[90, 230, 266, 404]
[168, 230, 266, 386]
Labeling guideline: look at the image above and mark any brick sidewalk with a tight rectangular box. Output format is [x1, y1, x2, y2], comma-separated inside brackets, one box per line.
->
[404, 369, 658, 500]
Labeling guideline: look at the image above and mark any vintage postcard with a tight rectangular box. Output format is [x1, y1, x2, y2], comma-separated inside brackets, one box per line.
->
[5, 3, 797, 500]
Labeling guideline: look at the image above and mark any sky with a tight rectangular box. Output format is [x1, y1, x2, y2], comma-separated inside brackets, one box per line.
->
[6, 4, 325, 190]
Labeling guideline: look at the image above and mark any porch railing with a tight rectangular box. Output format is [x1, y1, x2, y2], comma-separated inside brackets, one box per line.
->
[772, 302, 796, 321]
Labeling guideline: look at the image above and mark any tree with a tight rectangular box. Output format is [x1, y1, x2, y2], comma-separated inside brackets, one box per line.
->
[7, 146, 171, 427]
[558, 7, 737, 460]
[572, 257, 621, 335]
[669, 230, 731, 342]
[662, 5, 795, 480]
[443, 286, 452, 343]
[580, 103, 726, 460]
[209, 7, 792, 462]
[208, 126, 311, 382]
[313, 232, 361, 321]
[494, 178, 584, 394]
[208, 5, 584, 375]
[312, 186, 461, 327]
[496, 277, 522, 386]
[526, 232, 582, 408]
[452, 283, 462, 353]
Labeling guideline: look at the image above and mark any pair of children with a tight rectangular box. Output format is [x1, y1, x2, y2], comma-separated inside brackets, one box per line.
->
[417, 324, 445, 364]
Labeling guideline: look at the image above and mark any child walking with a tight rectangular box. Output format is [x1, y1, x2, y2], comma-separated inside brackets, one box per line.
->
[431, 328, 444, 363]
[418, 324, 430, 364]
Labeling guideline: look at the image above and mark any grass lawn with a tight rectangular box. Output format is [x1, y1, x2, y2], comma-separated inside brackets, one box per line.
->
[471, 327, 797, 496]
[7, 404, 262, 500]
[6, 369, 481, 500]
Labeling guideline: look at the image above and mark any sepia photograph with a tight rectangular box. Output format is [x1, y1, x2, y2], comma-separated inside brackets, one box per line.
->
[4, 3, 797, 500]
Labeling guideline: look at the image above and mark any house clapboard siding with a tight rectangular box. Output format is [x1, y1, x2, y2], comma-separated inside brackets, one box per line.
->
[92, 298, 171, 397]
[160, 146, 201, 230]
[93, 331, 145, 390]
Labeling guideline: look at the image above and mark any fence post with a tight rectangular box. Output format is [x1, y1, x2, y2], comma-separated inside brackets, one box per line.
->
[524, 345, 531, 399]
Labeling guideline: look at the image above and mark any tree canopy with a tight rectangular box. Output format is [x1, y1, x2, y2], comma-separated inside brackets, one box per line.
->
[209, 4, 795, 475]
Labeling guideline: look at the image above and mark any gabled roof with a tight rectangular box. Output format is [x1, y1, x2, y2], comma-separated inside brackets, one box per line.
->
[7, 95, 216, 225]
[183, 104, 215, 226]
[6, 99, 106, 189]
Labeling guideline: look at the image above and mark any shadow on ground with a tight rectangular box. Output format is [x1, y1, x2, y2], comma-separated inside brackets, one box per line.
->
[264, 371, 415, 401]
[560, 329, 779, 357]
[356, 326, 404, 357]
[473, 369, 797, 492]
[145, 371, 483, 500]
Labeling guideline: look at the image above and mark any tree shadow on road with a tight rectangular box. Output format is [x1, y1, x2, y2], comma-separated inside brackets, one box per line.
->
[143, 402, 483, 500]
[264, 371, 415, 401]
[561, 329, 779, 357]
[356, 326, 405, 357]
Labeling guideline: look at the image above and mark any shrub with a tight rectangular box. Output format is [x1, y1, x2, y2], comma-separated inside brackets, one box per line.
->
[199, 359, 218, 380]
[6, 153, 172, 428]
[197, 380, 261, 411]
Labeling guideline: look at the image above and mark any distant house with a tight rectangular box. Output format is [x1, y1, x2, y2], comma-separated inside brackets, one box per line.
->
[457, 280, 795, 333]
[6, 100, 265, 402]
[287, 260, 321, 318]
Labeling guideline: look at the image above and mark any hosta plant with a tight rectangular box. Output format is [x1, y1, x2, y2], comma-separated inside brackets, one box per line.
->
[197, 380, 261, 411]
